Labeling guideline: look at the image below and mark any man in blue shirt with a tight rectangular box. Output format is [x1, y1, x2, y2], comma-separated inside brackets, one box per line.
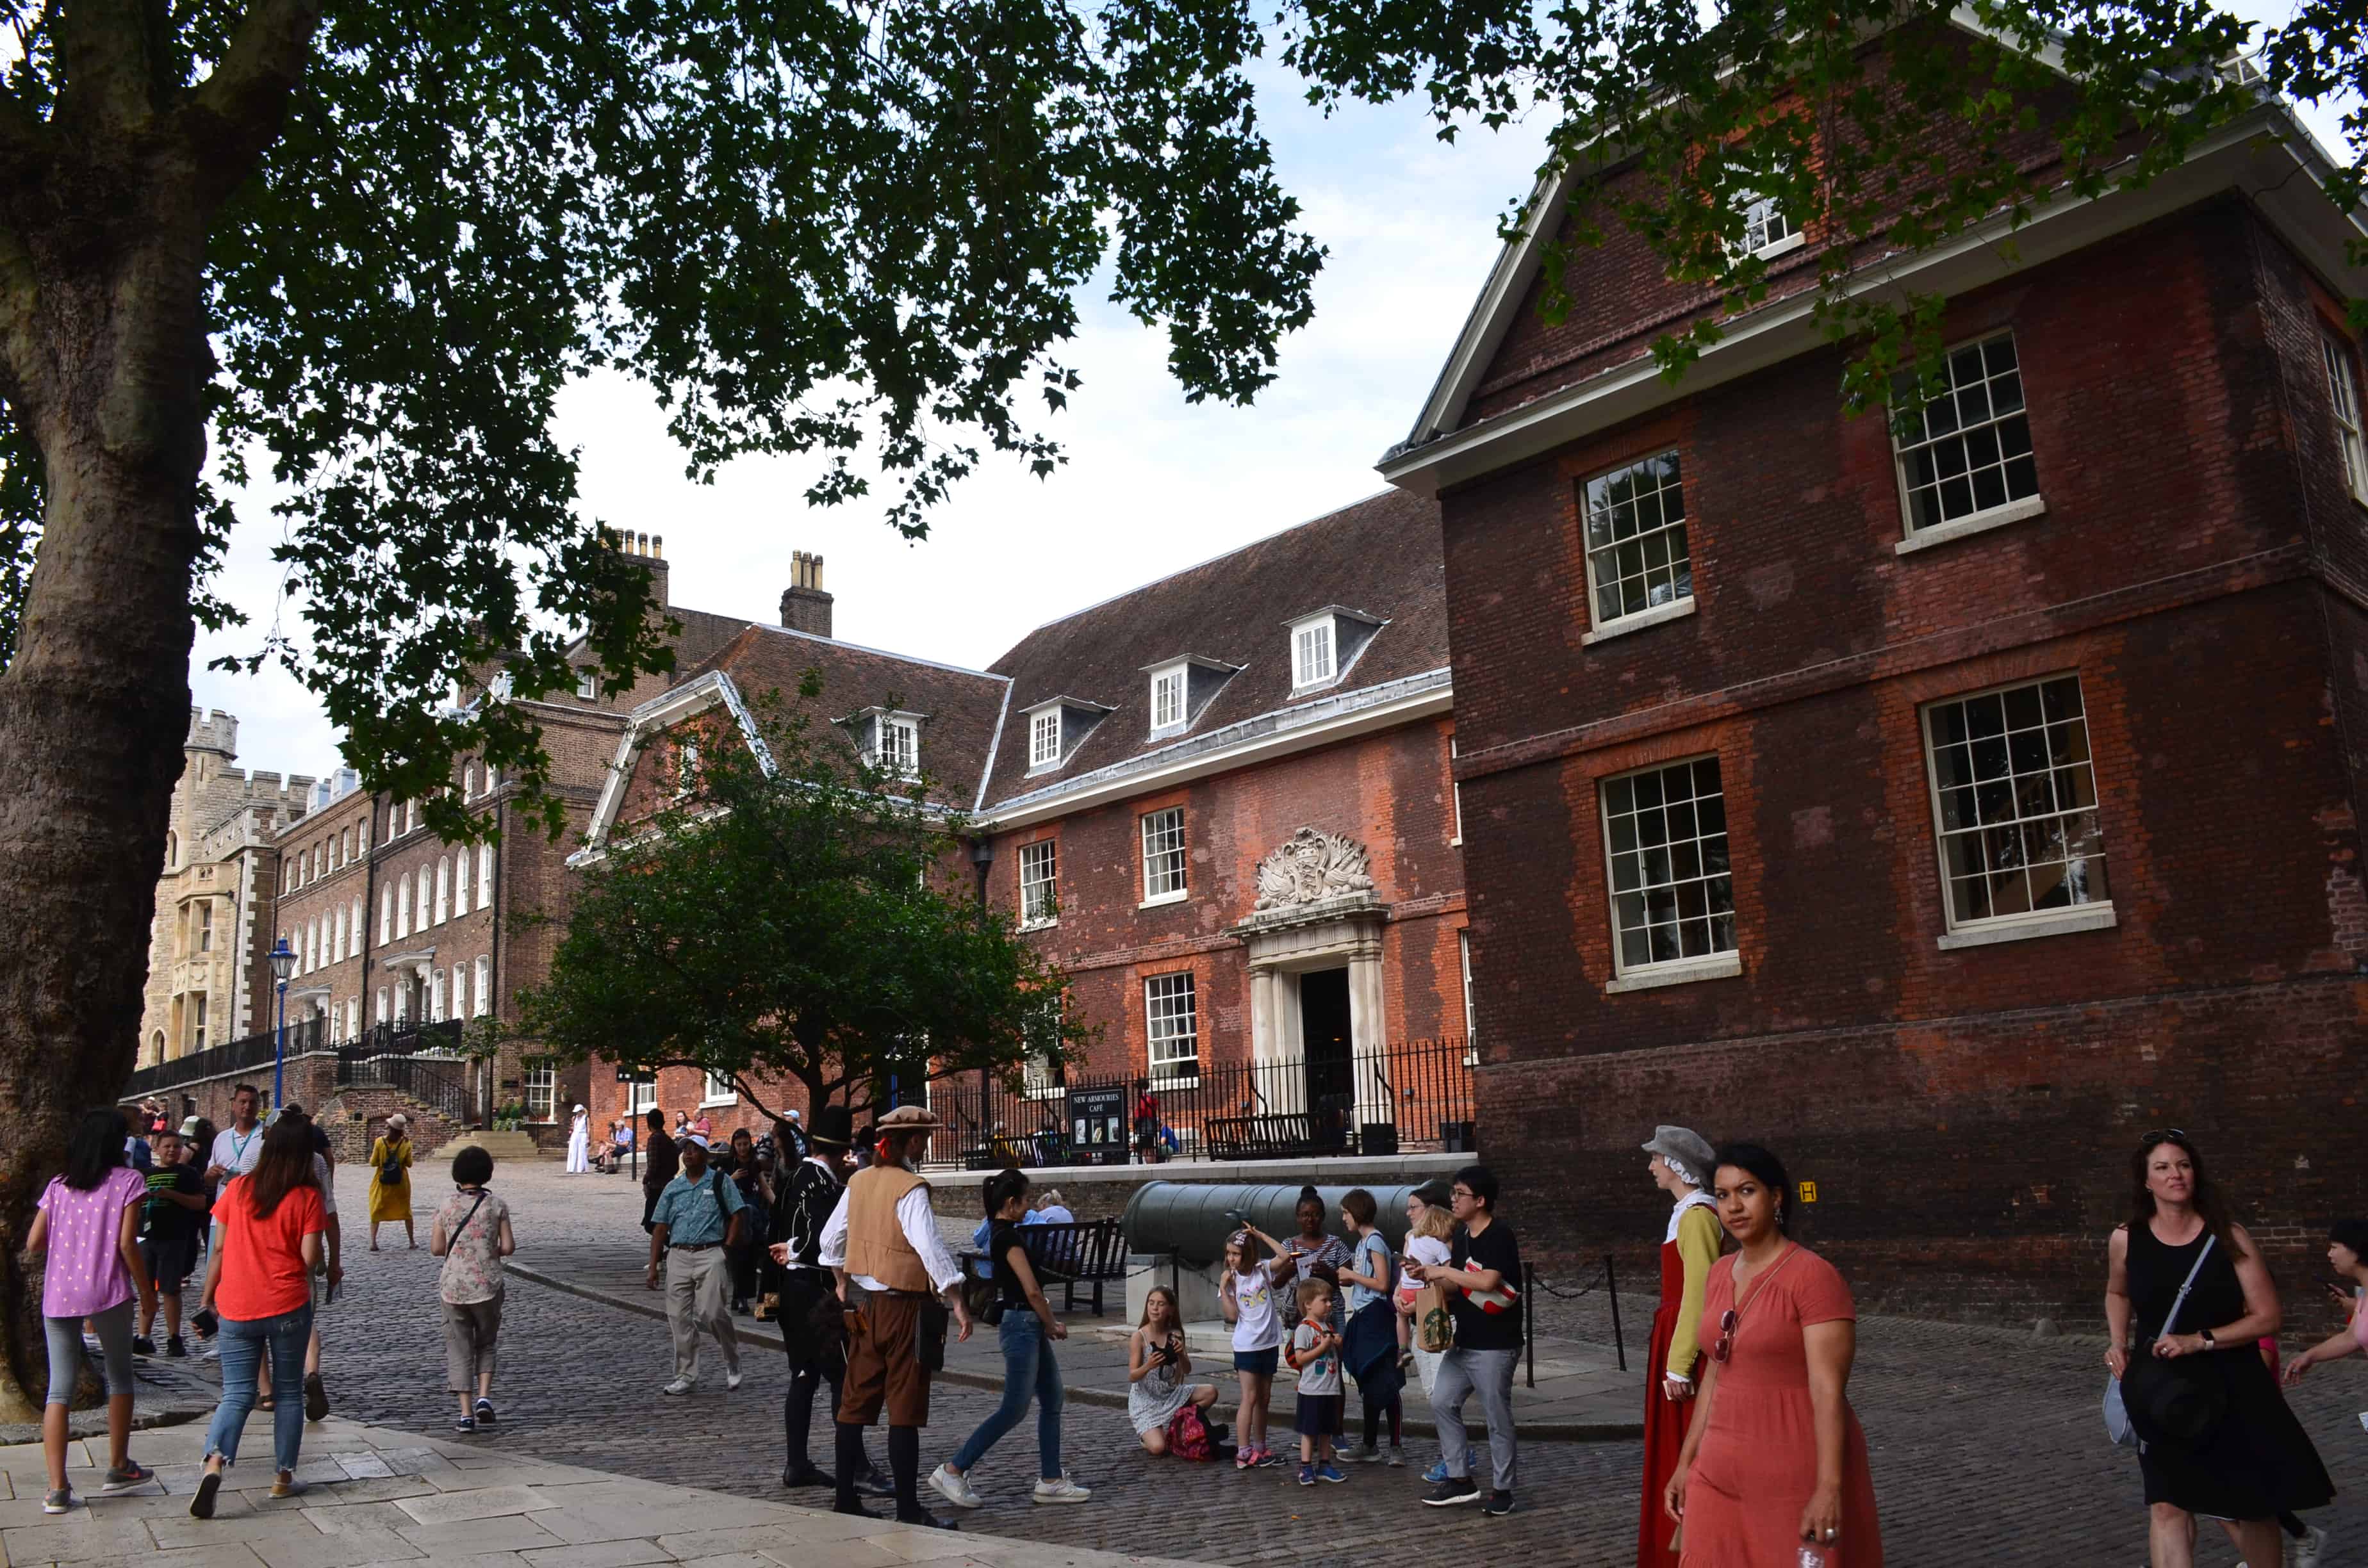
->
[646, 1134, 746, 1395]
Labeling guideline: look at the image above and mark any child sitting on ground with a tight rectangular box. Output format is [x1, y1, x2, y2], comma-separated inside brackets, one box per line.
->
[1287, 1278, 1347, 1487]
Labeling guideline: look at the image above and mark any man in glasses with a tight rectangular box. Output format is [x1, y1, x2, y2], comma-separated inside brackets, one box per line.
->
[1410, 1165, 1523, 1516]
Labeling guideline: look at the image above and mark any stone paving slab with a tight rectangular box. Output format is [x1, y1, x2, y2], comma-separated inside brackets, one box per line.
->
[0, 1419, 1210, 1568]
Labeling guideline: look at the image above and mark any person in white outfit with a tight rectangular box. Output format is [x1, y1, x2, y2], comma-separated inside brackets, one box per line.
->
[564, 1106, 591, 1174]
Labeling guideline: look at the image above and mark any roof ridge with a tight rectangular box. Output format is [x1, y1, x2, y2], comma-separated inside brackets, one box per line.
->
[748, 621, 1010, 682]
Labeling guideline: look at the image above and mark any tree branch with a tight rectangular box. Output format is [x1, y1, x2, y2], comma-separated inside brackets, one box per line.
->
[53, 0, 154, 131]
[177, 0, 322, 204]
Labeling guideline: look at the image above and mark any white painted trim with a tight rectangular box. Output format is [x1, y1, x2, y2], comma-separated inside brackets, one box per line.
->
[1749, 230, 1805, 263]
[1605, 952, 1743, 993]
[972, 680, 1013, 815]
[1581, 595, 1697, 646]
[1138, 890, 1189, 910]
[1936, 903, 2117, 951]
[982, 670, 1452, 833]
[1895, 494, 2048, 554]
[1383, 109, 2364, 496]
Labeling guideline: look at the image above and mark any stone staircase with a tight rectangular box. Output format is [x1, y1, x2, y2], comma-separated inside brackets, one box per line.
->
[436, 1129, 544, 1163]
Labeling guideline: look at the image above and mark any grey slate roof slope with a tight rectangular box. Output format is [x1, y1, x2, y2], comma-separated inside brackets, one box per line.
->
[678, 622, 1011, 813]
[975, 487, 1447, 811]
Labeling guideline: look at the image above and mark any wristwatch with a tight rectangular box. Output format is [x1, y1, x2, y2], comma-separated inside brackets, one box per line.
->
[2199, 1329, 2216, 1348]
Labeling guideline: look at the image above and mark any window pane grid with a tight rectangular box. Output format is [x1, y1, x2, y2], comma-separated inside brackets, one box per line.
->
[1029, 710, 1060, 767]
[1294, 622, 1335, 687]
[876, 717, 919, 778]
[523, 1060, 556, 1123]
[1152, 669, 1185, 729]
[1145, 973, 1198, 1080]
[1894, 333, 2038, 532]
[1584, 452, 1691, 625]
[1923, 676, 2109, 927]
[1141, 807, 1187, 899]
[1602, 756, 1736, 971]
[2324, 338, 2368, 500]
[1019, 840, 1058, 925]
[1741, 195, 1792, 254]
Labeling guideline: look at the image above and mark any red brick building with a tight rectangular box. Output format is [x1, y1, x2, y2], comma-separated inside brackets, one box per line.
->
[1381, 63, 2368, 1319]
[578, 493, 1475, 1151]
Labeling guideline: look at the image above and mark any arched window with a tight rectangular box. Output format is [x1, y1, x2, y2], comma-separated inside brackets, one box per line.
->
[477, 840, 493, 910]
[380, 885, 393, 944]
[165, 831, 178, 870]
[463, 764, 477, 799]
[431, 967, 447, 1021]
[149, 1030, 165, 1066]
[418, 865, 433, 926]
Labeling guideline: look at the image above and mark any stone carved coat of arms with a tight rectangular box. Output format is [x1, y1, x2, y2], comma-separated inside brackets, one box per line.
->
[1252, 828, 1375, 910]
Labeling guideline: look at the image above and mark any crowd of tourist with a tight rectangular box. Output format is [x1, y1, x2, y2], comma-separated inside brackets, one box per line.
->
[22, 1101, 2368, 1567]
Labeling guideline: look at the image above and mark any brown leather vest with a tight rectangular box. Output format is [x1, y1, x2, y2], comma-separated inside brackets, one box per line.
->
[844, 1164, 932, 1293]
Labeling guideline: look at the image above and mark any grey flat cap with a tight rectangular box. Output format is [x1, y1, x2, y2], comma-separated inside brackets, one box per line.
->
[1641, 1125, 1717, 1186]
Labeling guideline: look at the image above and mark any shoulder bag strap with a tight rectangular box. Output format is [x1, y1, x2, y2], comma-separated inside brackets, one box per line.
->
[453, 1191, 490, 1243]
[2158, 1234, 2217, 1338]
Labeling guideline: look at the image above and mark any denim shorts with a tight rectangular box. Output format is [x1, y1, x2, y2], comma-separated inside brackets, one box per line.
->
[1233, 1346, 1278, 1376]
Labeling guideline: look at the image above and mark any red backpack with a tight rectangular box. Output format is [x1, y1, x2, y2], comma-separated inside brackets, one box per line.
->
[1166, 1400, 1215, 1461]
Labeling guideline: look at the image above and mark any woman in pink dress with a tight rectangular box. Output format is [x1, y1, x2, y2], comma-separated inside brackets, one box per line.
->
[1664, 1142, 1881, 1567]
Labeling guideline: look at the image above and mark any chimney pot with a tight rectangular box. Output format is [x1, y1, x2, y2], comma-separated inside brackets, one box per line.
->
[781, 551, 835, 639]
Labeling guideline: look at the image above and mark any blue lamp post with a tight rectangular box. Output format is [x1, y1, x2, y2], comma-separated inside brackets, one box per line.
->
[268, 937, 297, 1112]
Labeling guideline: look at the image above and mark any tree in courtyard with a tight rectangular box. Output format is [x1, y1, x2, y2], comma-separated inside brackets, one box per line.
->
[512, 679, 1089, 1126]
[0, 0, 1315, 1416]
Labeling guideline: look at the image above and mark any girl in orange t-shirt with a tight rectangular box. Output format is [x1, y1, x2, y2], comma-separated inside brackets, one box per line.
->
[189, 1119, 325, 1520]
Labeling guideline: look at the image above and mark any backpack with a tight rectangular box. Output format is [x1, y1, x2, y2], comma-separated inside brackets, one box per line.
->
[379, 1142, 404, 1186]
[1167, 1400, 1215, 1461]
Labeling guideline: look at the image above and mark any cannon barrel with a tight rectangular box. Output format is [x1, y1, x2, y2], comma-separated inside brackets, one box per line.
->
[1120, 1180, 1431, 1266]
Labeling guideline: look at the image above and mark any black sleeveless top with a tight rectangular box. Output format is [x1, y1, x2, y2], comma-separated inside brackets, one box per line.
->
[2126, 1218, 2248, 1346]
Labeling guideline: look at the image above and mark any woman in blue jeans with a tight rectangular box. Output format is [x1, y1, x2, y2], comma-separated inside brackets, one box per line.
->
[189, 1118, 326, 1518]
[928, 1170, 1092, 1508]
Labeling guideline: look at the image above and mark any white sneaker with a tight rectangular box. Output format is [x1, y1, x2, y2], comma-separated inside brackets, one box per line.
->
[1032, 1477, 1092, 1505]
[725, 1369, 744, 1391]
[2294, 1524, 2327, 1568]
[928, 1464, 982, 1510]
[661, 1377, 696, 1396]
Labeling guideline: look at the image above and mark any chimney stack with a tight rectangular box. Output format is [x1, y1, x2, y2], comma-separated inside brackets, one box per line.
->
[605, 527, 671, 612]
[780, 551, 834, 639]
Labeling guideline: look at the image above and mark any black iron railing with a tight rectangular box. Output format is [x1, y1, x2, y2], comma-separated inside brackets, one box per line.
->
[917, 1037, 1476, 1171]
[335, 1020, 471, 1127]
[126, 1015, 329, 1095]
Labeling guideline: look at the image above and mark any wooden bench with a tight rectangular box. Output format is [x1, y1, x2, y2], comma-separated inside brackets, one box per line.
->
[1203, 1110, 1353, 1161]
[962, 1218, 1128, 1316]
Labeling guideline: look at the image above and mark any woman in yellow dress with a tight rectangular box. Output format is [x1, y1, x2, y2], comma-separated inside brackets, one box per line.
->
[366, 1114, 416, 1250]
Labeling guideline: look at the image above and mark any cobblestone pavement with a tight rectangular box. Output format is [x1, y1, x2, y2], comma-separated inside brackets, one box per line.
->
[167, 1161, 2368, 1568]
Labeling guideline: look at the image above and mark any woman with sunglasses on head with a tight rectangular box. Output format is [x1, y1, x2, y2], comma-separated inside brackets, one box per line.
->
[1661, 1143, 1880, 1567]
[2107, 1131, 2330, 1568]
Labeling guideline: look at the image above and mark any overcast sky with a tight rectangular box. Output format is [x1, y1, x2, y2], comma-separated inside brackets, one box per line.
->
[189, 19, 2351, 778]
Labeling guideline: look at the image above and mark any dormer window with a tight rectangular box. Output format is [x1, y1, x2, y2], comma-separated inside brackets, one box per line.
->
[1030, 709, 1061, 769]
[1294, 618, 1335, 688]
[576, 668, 598, 701]
[1738, 193, 1798, 259]
[1150, 664, 1187, 731]
[873, 715, 920, 780]
[1022, 696, 1113, 774]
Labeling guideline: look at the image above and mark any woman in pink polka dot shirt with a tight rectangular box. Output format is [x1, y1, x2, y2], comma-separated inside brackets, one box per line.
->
[26, 1108, 158, 1514]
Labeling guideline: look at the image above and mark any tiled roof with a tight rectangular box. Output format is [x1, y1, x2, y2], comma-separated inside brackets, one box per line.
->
[682, 623, 1010, 813]
[973, 488, 1447, 810]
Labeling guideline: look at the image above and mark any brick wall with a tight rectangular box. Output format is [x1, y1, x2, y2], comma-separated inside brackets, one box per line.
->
[1440, 195, 2368, 1325]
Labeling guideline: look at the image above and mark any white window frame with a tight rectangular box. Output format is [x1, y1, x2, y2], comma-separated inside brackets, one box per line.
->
[2323, 334, 2368, 504]
[352, 896, 363, 959]
[431, 967, 447, 1022]
[577, 668, 598, 701]
[477, 841, 494, 910]
[1459, 928, 1479, 1066]
[1891, 330, 2044, 552]
[1580, 449, 1695, 641]
[1028, 708, 1062, 771]
[1736, 192, 1801, 261]
[454, 848, 469, 911]
[702, 1070, 739, 1108]
[434, 858, 450, 924]
[472, 955, 491, 1017]
[1144, 972, 1199, 1085]
[1018, 838, 1059, 929]
[1140, 806, 1188, 906]
[522, 1059, 558, 1124]
[1149, 663, 1188, 732]
[1919, 673, 2116, 950]
[1600, 754, 1742, 992]
[1023, 995, 1065, 1099]
[873, 715, 921, 780]
[1449, 736, 1464, 845]
[417, 867, 432, 929]
[396, 878, 411, 940]
[674, 740, 700, 798]
[381, 885, 393, 945]
[1290, 614, 1336, 690]
[376, 986, 390, 1025]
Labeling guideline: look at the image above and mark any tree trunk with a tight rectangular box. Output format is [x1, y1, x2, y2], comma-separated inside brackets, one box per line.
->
[0, 215, 212, 1419]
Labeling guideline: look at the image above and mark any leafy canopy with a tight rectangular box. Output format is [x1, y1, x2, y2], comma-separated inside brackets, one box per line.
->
[0, 0, 1322, 835]
[511, 677, 1088, 1118]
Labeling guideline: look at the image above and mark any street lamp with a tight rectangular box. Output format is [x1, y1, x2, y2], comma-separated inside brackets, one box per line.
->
[268, 937, 296, 1113]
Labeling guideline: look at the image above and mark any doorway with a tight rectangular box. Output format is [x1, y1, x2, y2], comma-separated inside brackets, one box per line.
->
[1299, 967, 1353, 1109]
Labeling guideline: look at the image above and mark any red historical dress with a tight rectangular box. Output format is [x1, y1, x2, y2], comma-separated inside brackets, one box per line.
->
[1641, 1193, 1720, 1565]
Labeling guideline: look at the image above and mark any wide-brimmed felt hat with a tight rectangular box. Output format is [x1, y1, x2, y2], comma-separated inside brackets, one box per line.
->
[1641, 1125, 1717, 1187]
[805, 1105, 855, 1149]
[877, 1104, 940, 1133]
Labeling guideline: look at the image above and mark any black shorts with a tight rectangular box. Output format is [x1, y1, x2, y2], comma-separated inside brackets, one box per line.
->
[140, 1235, 195, 1290]
[1293, 1392, 1344, 1438]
